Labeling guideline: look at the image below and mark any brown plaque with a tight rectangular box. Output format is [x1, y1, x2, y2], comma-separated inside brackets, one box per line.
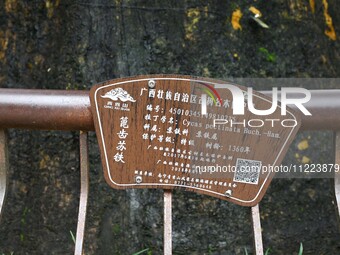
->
[90, 75, 301, 206]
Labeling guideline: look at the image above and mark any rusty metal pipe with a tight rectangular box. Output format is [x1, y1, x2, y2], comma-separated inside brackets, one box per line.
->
[0, 89, 94, 131]
[262, 90, 340, 131]
[0, 88, 339, 131]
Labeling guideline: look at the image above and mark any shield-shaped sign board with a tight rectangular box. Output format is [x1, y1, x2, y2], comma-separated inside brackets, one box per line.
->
[90, 75, 301, 206]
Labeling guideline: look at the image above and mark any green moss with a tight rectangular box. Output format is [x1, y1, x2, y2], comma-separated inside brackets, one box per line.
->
[259, 47, 277, 62]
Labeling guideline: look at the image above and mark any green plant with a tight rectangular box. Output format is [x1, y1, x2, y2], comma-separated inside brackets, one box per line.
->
[208, 244, 216, 254]
[20, 207, 30, 242]
[244, 243, 303, 255]
[259, 47, 277, 62]
[69, 230, 76, 244]
[132, 248, 150, 255]
[298, 243, 303, 255]
[112, 224, 121, 235]
[65, 83, 87, 90]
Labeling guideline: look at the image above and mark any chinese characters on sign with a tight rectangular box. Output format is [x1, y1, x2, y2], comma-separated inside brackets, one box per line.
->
[113, 117, 129, 163]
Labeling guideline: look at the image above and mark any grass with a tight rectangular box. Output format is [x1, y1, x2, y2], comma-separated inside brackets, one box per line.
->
[132, 248, 151, 255]
[69, 230, 76, 244]
[68, 229, 152, 255]
[298, 243, 303, 255]
[19, 207, 30, 242]
[0, 242, 303, 255]
[244, 243, 303, 254]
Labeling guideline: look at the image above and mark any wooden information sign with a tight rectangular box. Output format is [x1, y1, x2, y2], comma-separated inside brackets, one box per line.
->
[90, 75, 301, 206]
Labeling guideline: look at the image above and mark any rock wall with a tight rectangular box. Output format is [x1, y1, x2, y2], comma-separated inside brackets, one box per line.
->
[0, 1, 339, 254]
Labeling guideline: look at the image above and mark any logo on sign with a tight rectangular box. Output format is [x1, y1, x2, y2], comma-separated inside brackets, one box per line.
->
[101, 87, 136, 102]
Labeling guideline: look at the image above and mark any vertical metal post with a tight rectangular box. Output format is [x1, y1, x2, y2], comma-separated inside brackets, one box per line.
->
[335, 132, 340, 219]
[75, 131, 89, 255]
[164, 190, 172, 255]
[0, 130, 8, 222]
[251, 204, 264, 255]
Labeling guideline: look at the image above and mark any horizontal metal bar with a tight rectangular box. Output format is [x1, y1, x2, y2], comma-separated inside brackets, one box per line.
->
[0, 89, 340, 131]
[0, 89, 94, 131]
[267, 90, 340, 131]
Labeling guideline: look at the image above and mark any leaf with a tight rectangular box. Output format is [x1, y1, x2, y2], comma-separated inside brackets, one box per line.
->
[231, 9, 242, 30]
[259, 47, 276, 62]
[301, 156, 310, 164]
[297, 139, 309, 150]
[69, 230, 76, 244]
[132, 248, 150, 255]
[251, 17, 269, 29]
[323, 0, 337, 40]
[249, 6, 262, 17]
[298, 243, 303, 255]
[309, 0, 315, 13]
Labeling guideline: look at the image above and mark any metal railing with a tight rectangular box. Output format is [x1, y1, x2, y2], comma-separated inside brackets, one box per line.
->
[0, 88, 340, 255]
